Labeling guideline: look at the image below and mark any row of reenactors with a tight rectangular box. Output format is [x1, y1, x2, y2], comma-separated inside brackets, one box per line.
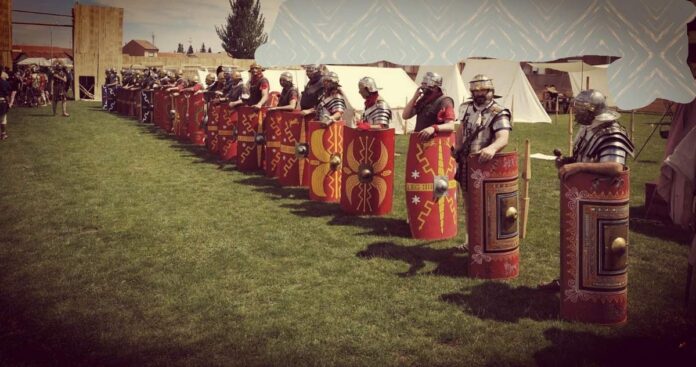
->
[101, 63, 634, 325]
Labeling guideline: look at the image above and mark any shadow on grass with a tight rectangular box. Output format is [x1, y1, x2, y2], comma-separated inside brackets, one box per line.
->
[357, 241, 467, 277]
[0, 294, 277, 367]
[534, 327, 696, 367]
[440, 282, 559, 322]
[630, 205, 692, 245]
[236, 176, 309, 200]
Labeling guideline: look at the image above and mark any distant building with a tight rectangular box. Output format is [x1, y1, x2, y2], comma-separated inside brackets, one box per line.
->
[122, 40, 159, 57]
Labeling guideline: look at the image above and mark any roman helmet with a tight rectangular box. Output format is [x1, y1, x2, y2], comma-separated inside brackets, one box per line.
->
[248, 63, 264, 78]
[322, 71, 341, 90]
[205, 72, 216, 86]
[305, 64, 322, 81]
[468, 74, 501, 105]
[358, 76, 379, 98]
[572, 89, 620, 125]
[279, 71, 293, 88]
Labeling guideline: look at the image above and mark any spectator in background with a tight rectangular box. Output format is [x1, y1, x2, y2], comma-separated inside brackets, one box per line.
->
[0, 69, 11, 140]
[6, 67, 20, 109]
[51, 60, 70, 117]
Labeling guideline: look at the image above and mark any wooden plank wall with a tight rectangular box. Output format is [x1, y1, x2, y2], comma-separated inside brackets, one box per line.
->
[73, 4, 123, 101]
[0, 0, 12, 68]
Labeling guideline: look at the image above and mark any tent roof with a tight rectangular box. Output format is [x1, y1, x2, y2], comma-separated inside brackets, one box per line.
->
[325, 65, 418, 111]
[461, 58, 551, 123]
[529, 61, 615, 106]
[17, 57, 51, 66]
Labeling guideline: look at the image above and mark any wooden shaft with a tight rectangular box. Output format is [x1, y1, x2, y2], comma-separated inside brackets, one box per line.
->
[568, 107, 574, 156]
[521, 139, 531, 239]
[630, 110, 635, 140]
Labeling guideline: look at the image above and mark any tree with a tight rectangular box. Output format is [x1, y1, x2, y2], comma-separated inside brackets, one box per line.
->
[208, 47, 212, 53]
[200, 43, 207, 53]
[215, 0, 268, 59]
[177, 43, 184, 53]
[187, 45, 194, 55]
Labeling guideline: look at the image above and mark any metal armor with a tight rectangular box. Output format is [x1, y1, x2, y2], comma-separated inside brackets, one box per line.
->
[414, 95, 453, 132]
[572, 121, 635, 165]
[362, 98, 392, 127]
[459, 100, 512, 156]
[421, 72, 443, 88]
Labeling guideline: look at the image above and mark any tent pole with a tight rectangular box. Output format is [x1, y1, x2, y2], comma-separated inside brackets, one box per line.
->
[630, 110, 635, 140]
[568, 107, 574, 156]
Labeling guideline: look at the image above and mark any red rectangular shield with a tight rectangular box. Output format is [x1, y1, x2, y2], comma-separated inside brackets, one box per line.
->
[236, 106, 266, 171]
[307, 120, 344, 203]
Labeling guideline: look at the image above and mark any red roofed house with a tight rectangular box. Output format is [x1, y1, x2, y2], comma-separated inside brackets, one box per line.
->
[122, 39, 159, 57]
[12, 44, 74, 64]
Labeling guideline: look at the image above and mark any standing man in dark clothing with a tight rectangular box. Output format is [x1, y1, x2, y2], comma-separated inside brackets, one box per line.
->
[402, 71, 456, 141]
[6, 67, 20, 109]
[300, 64, 324, 111]
[246, 63, 269, 109]
[51, 61, 70, 117]
[221, 71, 245, 109]
[0, 70, 11, 140]
[269, 72, 298, 111]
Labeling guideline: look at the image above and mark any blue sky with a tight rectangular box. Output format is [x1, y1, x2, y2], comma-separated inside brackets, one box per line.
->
[12, 0, 281, 52]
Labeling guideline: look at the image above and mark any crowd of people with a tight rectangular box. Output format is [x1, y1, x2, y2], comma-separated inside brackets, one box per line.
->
[0, 60, 73, 141]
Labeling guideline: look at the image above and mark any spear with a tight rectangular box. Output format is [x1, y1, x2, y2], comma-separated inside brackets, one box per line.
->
[521, 139, 531, 239]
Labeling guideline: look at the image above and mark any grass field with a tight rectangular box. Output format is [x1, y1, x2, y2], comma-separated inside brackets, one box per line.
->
[1, 102, 695, 366]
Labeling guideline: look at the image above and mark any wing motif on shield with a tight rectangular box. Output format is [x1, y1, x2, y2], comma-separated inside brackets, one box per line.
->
[344, 136, 390, 210]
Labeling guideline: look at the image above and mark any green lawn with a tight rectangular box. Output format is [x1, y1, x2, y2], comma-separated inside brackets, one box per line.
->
[0, 102, 694, 366]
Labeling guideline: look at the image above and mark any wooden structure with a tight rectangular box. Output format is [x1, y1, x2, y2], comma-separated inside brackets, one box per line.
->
[0, 0, 11, 67]
[73, 3, 123, 101]
[122, 54, 254, 71]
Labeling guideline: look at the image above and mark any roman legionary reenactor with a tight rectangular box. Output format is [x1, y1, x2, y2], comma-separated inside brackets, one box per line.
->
[246, 63, 269, 109]
[301, 71, 346, 202]
[356, 76, 391, 130]
[165, 69, 188, 132]
[401, 72, 457, 239]
[50, 61, 70, 117]
[454, 75, 516, 279]
[216, 70, 245, 163]
[453, 74, 512, 233]
[268, 72, 298, 111]
[300, 64, 324, 112]
[340, 76, 395, 215]
[542, 89, 635, 324]
[263, 72, 299, 176]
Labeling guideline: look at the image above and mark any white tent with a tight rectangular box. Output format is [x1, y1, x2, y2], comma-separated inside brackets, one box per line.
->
[17, 57, 51, 67]
[325, 65, 419, 134]
[529, 61, 615, 106]
[461, 59, 551, 123]
[415, 65, 470, 120]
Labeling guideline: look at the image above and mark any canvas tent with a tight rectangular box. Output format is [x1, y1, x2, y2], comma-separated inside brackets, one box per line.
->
[17, 57, 51, 67]
[461, 59, 551, 123]
[529, 61, 615, 106]
[324, 65, 419, 134]
[415, 65, 470, 120]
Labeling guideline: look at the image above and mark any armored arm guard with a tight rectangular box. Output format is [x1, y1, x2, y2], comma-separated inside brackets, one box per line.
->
[586, 123, 635, 165]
